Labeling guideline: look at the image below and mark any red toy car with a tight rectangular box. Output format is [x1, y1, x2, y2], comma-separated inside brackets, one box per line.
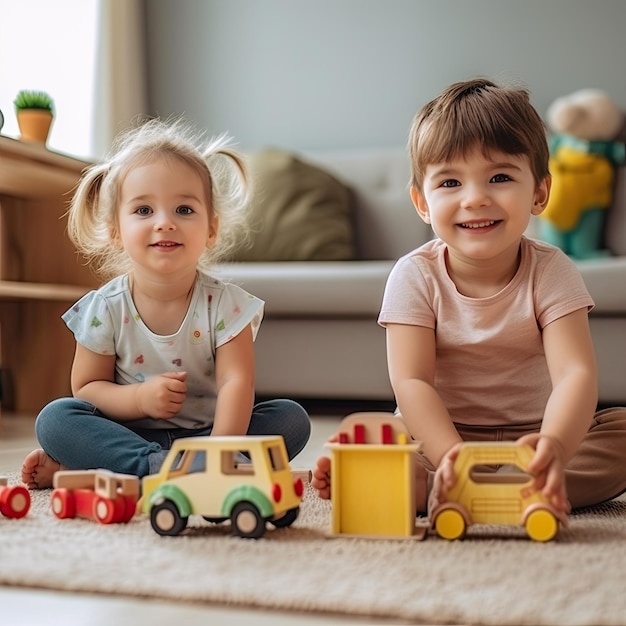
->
[51, 469, 139, 524]
[0, 477, 30, 518]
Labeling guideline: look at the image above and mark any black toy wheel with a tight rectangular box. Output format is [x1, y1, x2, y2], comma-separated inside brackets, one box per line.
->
[150, 499, 188, 536]
[231, 501, 265, 539]
[270, 506, 299, 528]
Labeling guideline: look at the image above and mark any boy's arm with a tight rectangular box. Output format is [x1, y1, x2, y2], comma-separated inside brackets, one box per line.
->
[211, 324, 255, 436]
[386, 323, 462, 466]
[525, 308, 597, 506]
[539, 308, 597, 459]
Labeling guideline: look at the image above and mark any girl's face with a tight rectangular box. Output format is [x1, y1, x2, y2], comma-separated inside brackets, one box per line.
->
[116, 158, 217, 279]
[412, 148, 550, 264]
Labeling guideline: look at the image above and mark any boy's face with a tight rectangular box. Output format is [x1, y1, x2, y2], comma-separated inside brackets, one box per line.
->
[411, 148, 550, 263]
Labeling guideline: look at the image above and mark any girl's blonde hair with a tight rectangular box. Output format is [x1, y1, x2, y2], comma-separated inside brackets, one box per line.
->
[408, 78, 550, 191]
[67, 117, 250, 280]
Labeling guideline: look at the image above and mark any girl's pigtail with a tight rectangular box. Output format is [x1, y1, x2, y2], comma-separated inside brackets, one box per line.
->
[66, 162, 111, 265]
[201, 135, 252, 264]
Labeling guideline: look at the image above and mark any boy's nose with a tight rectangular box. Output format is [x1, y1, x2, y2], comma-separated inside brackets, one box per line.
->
[461, 184, 490, 209]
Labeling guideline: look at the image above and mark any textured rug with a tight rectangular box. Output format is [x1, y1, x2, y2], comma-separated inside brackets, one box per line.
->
[0, 473, 625, 626]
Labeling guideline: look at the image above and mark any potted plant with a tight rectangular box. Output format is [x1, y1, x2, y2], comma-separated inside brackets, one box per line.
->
[13, 89, 55, 144]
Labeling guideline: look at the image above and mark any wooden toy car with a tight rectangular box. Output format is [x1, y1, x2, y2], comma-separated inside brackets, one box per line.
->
[51, 469, 139, 524]
[430, 442, 569, 542]
[141, 435, 304, 539]
[0, 476, 30, 519]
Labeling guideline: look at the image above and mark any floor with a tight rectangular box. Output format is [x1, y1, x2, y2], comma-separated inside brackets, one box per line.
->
[0, 410, 412, 626]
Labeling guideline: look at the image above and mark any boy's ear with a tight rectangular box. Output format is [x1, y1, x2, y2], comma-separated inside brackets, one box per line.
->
[410, 186, 431, 224]
[531, 175, 552, 215]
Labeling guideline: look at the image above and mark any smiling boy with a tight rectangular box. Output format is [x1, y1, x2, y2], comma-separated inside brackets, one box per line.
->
[312, 78, 626, 514]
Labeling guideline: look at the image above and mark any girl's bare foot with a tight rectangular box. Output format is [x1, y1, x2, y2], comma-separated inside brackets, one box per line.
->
[21, 449, 65, 489]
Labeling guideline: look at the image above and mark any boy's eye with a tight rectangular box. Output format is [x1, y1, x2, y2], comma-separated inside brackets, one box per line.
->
[441, 179, 460, 188]
[177, 205, 194, 215]
[136, 206, 152, 215]
[491, 173, 511, 183]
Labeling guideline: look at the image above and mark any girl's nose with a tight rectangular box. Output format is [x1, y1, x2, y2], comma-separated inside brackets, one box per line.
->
[153, 212, 176, 230]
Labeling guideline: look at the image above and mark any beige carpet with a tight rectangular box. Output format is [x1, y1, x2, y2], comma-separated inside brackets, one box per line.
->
[0, 474, 625, 626]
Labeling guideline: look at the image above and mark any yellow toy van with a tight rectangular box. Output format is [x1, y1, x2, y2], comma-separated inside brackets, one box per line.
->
[141, 435, 304, 539]
[431, 442, 568, 542]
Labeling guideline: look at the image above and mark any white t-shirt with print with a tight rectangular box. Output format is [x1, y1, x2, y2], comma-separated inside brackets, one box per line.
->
[62, 271, 264, 430]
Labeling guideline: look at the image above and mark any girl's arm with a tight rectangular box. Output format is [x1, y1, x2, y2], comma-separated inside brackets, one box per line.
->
[524, 308, 597, 505]
[211, 324, 256, 436]
[71, 343, 187, 420]
[386, 323, 462, 466]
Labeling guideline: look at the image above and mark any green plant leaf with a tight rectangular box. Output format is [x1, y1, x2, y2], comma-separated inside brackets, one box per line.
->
[13, 90, 54, 113]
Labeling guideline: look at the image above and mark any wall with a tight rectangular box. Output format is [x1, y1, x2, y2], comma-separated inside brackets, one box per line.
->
[145, 0, 626, 151]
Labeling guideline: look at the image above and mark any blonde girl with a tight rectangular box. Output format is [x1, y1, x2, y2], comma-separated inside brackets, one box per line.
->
[22, 118, 310, 488]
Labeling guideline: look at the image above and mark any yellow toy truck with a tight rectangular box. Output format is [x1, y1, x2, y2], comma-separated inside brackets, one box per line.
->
[141, 435, 304, 539]
[431, 442, 568, 542]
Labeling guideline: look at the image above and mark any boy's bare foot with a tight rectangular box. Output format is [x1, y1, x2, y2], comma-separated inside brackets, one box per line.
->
[311, 455, 331, 499]
[21, 449, 65, 489]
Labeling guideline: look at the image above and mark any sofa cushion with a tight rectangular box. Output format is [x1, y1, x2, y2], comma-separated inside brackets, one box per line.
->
[230, 148, 355, 262]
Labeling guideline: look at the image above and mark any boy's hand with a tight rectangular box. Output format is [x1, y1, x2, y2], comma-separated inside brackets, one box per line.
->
[428, 442, 463, 513]
[518, 433, 571, 515]
[136, 371, 188, 419]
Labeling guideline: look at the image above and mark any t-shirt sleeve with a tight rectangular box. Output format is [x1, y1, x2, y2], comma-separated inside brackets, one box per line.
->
[535, 249, 595, 329]
[377, 254, 436, 329]
[213, 283, 265, 348]
[61, 291, 116, 355]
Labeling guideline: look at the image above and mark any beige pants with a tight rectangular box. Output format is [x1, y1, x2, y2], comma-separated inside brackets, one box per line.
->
[412, 407, 626, 510]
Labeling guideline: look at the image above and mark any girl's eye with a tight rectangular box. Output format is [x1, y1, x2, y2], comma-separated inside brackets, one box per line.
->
[491, 173, 511, 183]
[177, 205, 194, 215]
[441, 179, 460, 188]
[136, 206, 152, 215]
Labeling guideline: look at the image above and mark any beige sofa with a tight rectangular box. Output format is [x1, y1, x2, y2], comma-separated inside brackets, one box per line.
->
[216, 148, 626, 406]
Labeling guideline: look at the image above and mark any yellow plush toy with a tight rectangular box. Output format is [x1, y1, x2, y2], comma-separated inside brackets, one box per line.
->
[539, 89, 626, 258]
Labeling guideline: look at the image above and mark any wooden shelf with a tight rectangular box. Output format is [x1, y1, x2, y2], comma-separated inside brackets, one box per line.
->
[0, 135, 91, 199]
[0, 136, 98, 413]
[0, 280, 89, 301]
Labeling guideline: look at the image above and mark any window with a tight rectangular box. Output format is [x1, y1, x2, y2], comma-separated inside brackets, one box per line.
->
[0, 0, 98, 159]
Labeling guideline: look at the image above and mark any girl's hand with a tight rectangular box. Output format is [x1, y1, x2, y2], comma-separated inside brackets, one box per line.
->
[428, 442, 463, 513]
[518, 433, 571, 515]
[136, 371, 188, 419]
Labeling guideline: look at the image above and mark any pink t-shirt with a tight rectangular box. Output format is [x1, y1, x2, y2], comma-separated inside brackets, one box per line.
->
[378, 237, 594, 427]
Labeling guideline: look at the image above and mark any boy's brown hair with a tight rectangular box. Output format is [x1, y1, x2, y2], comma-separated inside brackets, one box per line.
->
[408, 78, 550, 190]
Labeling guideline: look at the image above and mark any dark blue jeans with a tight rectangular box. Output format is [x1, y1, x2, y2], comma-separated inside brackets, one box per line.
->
[35, 397, 311, 477]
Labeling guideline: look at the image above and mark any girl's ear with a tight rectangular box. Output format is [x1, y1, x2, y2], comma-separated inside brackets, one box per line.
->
[531, 175, 552, 215]
[410, 186, 431, 224]
[110, 225, 123, 249]
[206, 214, 219, 248]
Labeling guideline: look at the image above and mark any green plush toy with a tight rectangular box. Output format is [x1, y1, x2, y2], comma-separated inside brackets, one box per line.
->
[539, 89, 626, 259]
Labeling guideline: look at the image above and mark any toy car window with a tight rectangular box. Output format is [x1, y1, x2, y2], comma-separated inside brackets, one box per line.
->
[187, 451, 206, 474]
[220, 450, 254, 475]
[469, 464, 530, 484]
[266, 445, 286, 472]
